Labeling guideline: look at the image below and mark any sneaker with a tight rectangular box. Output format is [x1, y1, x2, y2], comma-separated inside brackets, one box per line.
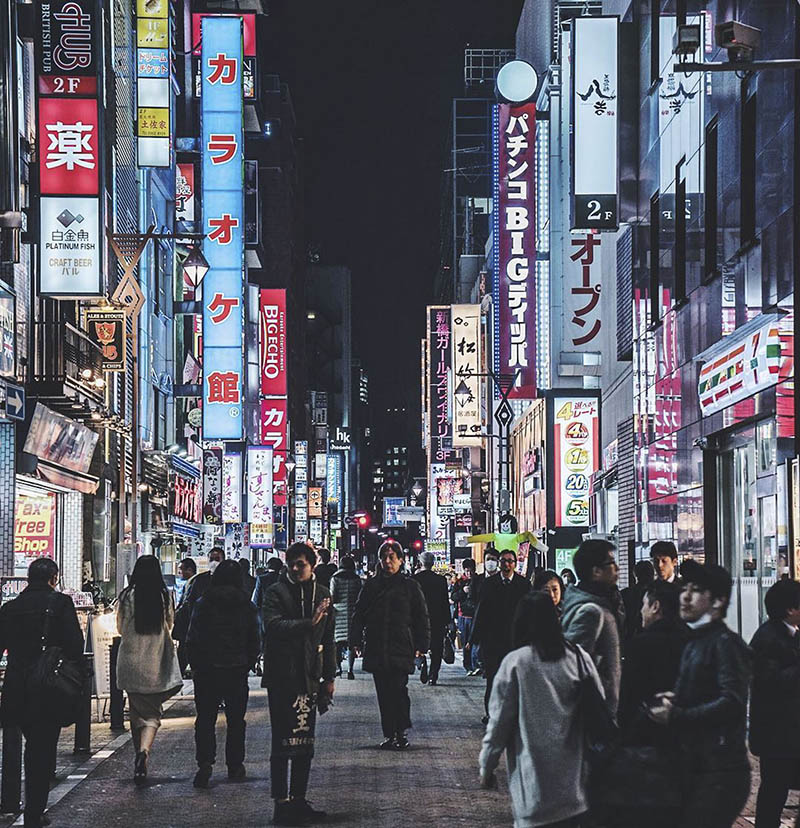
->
[193, 764, 212, 788]
[481, 714, 489, 725]
[347, 671, 355, 680]
[227, 764, 246, 781]
[429, 677, 438, 686]
[393, 733, 410, 750]
[273, 799, 297, 826]
[467, 668, 481, 677]
[293, 798, 327, 823]
[378, 737, 395, 750]
[418, 657, 429, 685]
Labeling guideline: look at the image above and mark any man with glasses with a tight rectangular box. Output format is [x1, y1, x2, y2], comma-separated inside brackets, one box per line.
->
[561, 539, 625, 716]
[470, 549, 531, 724]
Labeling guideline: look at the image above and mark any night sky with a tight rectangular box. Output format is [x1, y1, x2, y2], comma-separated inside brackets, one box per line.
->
[273, 1, 525, 420]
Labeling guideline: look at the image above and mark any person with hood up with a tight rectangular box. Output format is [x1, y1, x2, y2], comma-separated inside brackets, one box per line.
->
[186, 559, 260, 789]
[561, 539, 625, 717]
[350, 540, 430, 749]
[262, 542, 336, 826]
[330, 555, 362, 679]
[647, 560, 751, 828]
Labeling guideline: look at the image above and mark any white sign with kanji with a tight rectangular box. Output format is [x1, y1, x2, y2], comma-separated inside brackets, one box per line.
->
[40, 197, 101, 297]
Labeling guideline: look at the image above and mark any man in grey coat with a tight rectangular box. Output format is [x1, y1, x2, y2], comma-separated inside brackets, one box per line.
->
[561, 539, 625, 717]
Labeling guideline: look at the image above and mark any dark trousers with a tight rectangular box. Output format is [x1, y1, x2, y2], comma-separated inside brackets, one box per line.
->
[372, 669, 411, 737]
[457, 617, 474, 670]
[271, 756, 312, 801]
[336, 641, 356, 673]
[429, 625, 445, 682]
[680, 767, 750, 828]
[757, 757, 800, 828]
[21, 721, 60, 826]
[482, 648, 503, 716]
[193, 667, 249, 768]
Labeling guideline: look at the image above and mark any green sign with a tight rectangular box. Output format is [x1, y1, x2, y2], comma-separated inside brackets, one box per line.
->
[555, 547, 577, 575]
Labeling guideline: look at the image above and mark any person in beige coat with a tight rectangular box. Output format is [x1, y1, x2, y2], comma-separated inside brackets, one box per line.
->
[116, 555, 183, 785]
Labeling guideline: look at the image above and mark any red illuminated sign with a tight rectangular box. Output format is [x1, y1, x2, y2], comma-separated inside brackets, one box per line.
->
[192, 13, 256, 57]
[260, 289, 287, 397]
[260, 397, 288, 507]
[38, 97, 99, 195]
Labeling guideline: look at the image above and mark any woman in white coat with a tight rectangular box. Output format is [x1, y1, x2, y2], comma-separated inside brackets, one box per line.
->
[479, 591, 604, 828]
[116, 555, 183, 785]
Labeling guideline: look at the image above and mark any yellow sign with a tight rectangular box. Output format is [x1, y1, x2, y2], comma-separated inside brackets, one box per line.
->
[138, 107, 169, 137]
[137, 17, 168, 48]
[137, 0, 168, 17]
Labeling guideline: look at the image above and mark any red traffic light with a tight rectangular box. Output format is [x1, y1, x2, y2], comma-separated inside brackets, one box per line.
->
[356, 515, 370, 528]
[412, 540, 423, 551]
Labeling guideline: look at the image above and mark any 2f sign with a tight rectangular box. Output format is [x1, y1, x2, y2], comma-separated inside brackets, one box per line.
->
[575, 196, 616, 229]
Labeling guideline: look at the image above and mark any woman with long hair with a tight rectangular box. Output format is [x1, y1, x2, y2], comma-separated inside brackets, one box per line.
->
[479, 592, 603, 828]
[533, 569, 566, 614]
[116, 555, 183, 785]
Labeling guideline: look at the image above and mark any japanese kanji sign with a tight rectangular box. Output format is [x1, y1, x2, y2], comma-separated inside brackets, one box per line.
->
[553, 397, 599, 527]
[247, 446, 274, 547]
[202, 447, 223, 524]
[427, 306, 452, 462]
[494, 102, 537, 399]
[38, 97, 99, 194]
[39, 196, 101, 296]
[260, 289, 287, 396]
[201, 16, 244, 440]
[571, 16, 619, 230]
[176, 163, 195, 222]
[136, 0, 170, 166]
[451, 304, 482, 447]
[222, 451, 242, 523]
[563, 232, 602, 350]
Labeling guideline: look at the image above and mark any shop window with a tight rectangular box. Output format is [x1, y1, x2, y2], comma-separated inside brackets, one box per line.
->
[650, 0, 660, 86]
[757, 419, 776, 475]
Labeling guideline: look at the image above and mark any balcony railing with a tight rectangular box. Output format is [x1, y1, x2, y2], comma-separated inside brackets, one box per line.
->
[33, 321, 104, 400]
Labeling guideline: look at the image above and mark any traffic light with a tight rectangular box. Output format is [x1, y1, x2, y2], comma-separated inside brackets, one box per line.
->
[356, 514, 370, 529]
[412, 539, 423, 552]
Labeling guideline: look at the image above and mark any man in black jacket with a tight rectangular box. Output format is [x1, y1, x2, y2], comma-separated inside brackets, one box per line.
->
[314, 548, 337, 589]
[350, 540, 430, 749]
[0, 558, 84, 828]
[469, 549, 530, 723]
[749, 578, 800, 828]
[451, 558, 477, 673]
[648, 560, 751, 828]
[413, 552, 450, 685]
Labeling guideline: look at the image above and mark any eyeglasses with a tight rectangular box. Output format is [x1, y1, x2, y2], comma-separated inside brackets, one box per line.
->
[500, 558, 516, 565]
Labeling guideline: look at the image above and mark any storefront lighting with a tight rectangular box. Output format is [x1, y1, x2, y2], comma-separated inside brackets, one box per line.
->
[81, 368, 93, 380]
[138, 483, 149, 493]
[94, 377, 105, 389]
[307, 311, 316, 320]
[182, 246, 209, 287]
[90, 411, 102, 421]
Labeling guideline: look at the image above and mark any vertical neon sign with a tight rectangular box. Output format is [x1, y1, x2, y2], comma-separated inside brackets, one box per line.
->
[201, 16, 244, 440]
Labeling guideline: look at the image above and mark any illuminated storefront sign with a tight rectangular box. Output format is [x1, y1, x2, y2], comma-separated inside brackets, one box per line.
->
[326, 452, 343, 525]
[202, 447, 223, 524]
[39, 196, 100, 296]
[14, 490, 57, 560]
[571, 16, 619, 230]
[84, 309, 126, 371]
[247, 446, 273, 547]
[493, 103, 537, 399]
[38, 97, 99, 195]
[564, 232, 602, 350]
[136, 0, 170, 167]
[201, 16, 244, 440]
[36, 0, 98, 95]
[294, 440, 308, 540]
[451, 304, 482, 446]
[176, 163, 195, 222]
[260, 289, 287, 396]
[309, 487, 323, 518]
[169, 459, 201, 524]
[383, 497, 405, 528]
[260, 398, 288, 508]
[553, 397, 599, 527]
[427, 306, 451, 461]
[192, 13, 256, 100]
[222, 450, 242, 523]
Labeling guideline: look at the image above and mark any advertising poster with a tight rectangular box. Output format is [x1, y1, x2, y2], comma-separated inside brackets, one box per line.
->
[39, 197, 101, 296]
[221, 451, 242, 523]
[247, 446, 273, 547]
[427, 306, 452, 461]
[383, 497, 405, 528]
[176, 163, 195, 221]
[23, 402, 99, 473]
[553, 397, 599, 526]
[14, 490, 57, 565]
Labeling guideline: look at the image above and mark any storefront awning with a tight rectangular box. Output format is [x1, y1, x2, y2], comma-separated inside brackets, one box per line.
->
[36, 459, 98, 494]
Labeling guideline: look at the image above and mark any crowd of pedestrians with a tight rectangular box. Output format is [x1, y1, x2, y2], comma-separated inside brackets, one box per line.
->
[3, 535, 800, 826]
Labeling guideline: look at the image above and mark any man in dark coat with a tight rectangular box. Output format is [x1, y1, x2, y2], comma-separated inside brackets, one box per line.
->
[262, 543, 335, 826]
[413, 552, 450, 685]
[350, 540, 430, 750]
[651, 540, 681, 585]
[451, 558, 477, 673]
[313, 548, 337, 589]
[0, 558, 84, 828]
[749, 579, 800, 828]
[648, 560, 751, 828]
[173, 543, 226, 658]
[469, 548, 530, 723]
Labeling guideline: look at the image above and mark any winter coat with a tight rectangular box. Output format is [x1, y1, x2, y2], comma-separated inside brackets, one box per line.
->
[0, 583, 84, 726]
[451, 575, 477, 618]
[749, 619, 800, 758]
[172, 570, 213, 643]
[116, 589, 183, 695]
[330, 569, 362, 643]
[314, 562, 338, 589]
[480, 643, 604, 828]
[561, 583, 624, 716]
[618, 617, 688, 741]
[414, 569, 451, 630]
[671, 620, 751, 772]
[185, 584, 260, 672]
[262, 574, 336, 695]
[349, 571, 430, 674]
[470, 573, 531, 658]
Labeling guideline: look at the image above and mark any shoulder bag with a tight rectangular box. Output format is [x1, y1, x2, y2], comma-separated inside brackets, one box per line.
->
[574, 644, 619, 759]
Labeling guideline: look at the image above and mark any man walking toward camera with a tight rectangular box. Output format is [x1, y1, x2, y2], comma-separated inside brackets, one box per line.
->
[414, 552, 450, 685]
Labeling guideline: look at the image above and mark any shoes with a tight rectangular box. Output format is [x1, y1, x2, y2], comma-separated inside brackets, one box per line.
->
[393, 733, 410, 750]
[378, 737, 395, 750]
[23, 815, 51, 828]
[193, 763, 212, 788]
[347, 671, 355, 680]
[293, 799, 327, 823]
[429, 677, 438, 686]
[134, 750, 148, 786]
[227, 764, 246, 781]
[335, 668, 342, 678]
[418, 657, 429, 685]
[42, 816, 52, 827]
[481, 714, 489, 725]
[273, 799, 296, 826]
[467, 668, 481, 676]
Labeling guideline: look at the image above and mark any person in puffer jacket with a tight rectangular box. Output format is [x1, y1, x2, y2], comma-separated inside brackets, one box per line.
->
[186, 559, 260, 789]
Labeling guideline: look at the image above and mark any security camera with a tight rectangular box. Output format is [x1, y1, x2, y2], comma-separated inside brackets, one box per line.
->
[693, 436, 709, 450]
[673, 24, 701, 57]
[715, 21, 761, 63]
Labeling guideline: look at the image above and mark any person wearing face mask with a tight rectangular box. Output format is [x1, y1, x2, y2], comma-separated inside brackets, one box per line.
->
[263, 542, 336, 826]
[463, 550, 500, 678]
[470, 548, 530, 724]
[647, 560, 751, 828]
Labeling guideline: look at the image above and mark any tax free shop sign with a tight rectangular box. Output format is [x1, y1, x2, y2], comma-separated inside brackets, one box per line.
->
[201, 16, 245, 441]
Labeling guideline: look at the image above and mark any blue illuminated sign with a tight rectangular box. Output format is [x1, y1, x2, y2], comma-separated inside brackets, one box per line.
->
[201, 17, 244, 440]
[326, 452, 343, 522]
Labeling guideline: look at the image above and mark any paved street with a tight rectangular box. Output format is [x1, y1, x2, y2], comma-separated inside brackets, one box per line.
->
[0, 660, 793, 827]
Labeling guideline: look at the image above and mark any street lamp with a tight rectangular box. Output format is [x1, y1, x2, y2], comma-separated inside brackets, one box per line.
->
[182, 246, 210, 287]
[285, 456, 297, 475]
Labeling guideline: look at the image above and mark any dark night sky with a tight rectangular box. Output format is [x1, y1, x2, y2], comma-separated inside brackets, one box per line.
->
[272, 1, 525, 415]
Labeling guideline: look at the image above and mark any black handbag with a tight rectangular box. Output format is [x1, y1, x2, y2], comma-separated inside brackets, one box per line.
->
[26, 594, 85, 727]
[574, 644, 619, 758]
[442, 629, 455, 665]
